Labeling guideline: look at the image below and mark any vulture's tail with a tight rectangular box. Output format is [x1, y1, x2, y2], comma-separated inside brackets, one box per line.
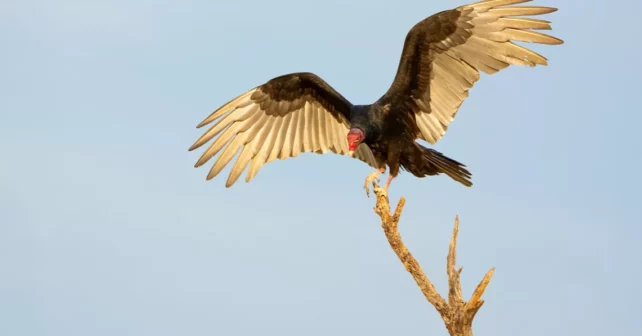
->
[402, 143, 473, 187]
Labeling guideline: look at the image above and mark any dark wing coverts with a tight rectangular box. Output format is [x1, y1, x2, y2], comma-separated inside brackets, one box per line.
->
[189, 72, 378, 187]
[378, 0, 563, 144]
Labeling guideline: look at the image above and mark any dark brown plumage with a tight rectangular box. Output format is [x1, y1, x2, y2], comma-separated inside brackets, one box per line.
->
[189, 0, 563, 193]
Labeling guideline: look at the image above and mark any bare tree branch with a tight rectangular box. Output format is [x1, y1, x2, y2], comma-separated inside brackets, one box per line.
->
[371, 183, 495, 336]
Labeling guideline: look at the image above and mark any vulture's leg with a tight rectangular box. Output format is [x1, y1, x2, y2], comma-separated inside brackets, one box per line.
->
[364, 167, 385, 197]
[384, 174, 394, 191]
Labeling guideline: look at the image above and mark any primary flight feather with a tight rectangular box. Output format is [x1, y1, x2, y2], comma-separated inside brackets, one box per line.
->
[189, 0, 563, 194]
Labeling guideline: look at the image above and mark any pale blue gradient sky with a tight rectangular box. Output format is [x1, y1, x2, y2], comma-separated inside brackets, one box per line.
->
[1, 0, 641, 335]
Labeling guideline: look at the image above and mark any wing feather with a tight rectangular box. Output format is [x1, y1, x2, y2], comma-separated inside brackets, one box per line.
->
[292, 108, 305, 157]
[304, 102, 316, 152]
[226, 146, 254, 187]
[266, 112, 292, 163]
[279, 111, 298, 160]
[244, 117, 277, 182]
[196, 90, 255, 128]
[315, 103, 329, 154]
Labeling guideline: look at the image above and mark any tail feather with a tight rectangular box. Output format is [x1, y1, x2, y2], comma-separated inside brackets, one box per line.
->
[401, 143, 473, 187]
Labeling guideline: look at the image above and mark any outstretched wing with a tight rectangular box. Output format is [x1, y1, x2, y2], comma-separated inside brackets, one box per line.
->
[377, 0, 563, 144]
[189, 72, 379, 187]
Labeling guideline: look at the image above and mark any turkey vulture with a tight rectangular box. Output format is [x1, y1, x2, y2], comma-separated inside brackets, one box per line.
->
[189, 0, 563, 195]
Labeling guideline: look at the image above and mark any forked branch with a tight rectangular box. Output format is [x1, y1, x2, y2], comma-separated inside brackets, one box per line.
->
[371, 183, 495, 336]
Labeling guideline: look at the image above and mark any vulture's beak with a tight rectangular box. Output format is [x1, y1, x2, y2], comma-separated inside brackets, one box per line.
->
[348, 150, 355, 157]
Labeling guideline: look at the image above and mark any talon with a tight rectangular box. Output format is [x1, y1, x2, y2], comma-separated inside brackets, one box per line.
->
[363, 168, 385, 197]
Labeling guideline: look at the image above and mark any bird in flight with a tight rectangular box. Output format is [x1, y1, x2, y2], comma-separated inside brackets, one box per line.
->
[189, 0, 563, 196]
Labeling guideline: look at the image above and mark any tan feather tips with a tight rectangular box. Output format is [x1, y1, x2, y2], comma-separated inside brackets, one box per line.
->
[489, 6, 558, 17]
[463, 1, 564, 45]
[497, 18, 552, 30]
[194, 89, 257, 130]
[451, 0, 564, 71]
[465, 0, 532, 12]
[487, 28, 563, 45]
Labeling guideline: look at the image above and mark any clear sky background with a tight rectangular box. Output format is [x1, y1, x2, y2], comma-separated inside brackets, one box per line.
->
[1, 0, 641, 335]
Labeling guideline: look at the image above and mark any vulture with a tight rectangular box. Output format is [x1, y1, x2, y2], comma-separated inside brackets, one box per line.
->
[189, 0, 563, 195]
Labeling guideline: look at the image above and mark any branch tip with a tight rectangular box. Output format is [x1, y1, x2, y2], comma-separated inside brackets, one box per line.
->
[468, 267, 495, 308]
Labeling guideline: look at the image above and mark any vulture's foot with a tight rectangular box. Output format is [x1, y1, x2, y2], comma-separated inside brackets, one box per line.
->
[364, 168, 386, 197]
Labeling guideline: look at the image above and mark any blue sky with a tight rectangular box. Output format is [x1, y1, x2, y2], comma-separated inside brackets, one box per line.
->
[1, 0, 641, 335]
